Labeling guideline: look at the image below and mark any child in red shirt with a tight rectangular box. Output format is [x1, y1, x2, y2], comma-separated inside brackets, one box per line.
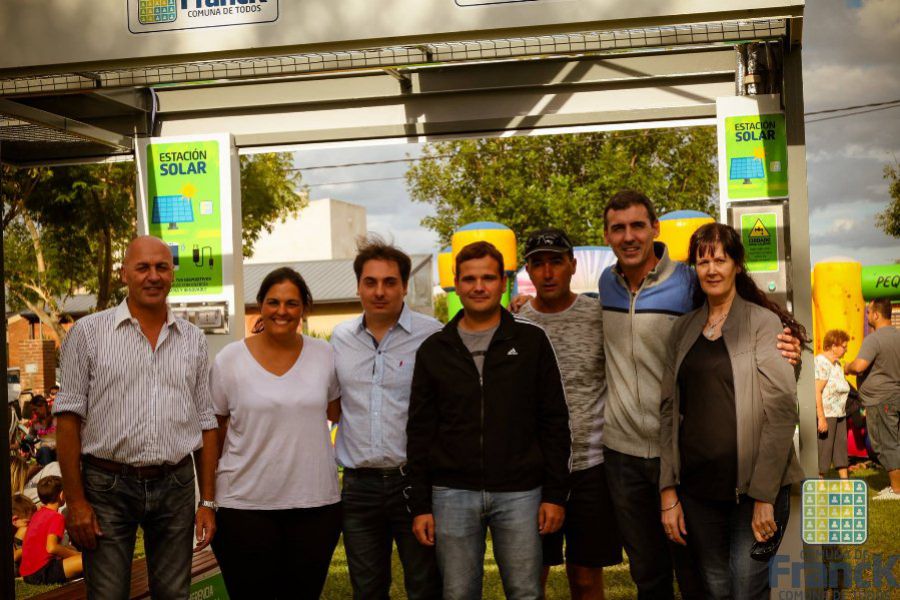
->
[20, 476, 82, 585]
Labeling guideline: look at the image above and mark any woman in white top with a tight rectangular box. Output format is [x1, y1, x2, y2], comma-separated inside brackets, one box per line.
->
[815, 329, 851, 478]
[210, 267, 341, 599]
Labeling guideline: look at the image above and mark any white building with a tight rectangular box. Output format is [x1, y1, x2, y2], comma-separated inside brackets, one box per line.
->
[246, 197, 367, 264]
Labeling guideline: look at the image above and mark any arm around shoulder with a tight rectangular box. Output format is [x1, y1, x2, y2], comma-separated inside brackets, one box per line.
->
[748, 308, 799, 504]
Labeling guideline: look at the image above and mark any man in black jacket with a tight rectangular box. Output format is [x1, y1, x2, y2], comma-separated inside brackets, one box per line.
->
[407, 241, 571, 600]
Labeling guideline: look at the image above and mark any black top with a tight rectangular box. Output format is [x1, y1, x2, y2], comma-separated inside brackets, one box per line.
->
[677, 333, 737, 501]
[406, 309, 571, 516]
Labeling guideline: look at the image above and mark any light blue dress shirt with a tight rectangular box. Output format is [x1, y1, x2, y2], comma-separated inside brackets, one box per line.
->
[332, 304, 443, 469]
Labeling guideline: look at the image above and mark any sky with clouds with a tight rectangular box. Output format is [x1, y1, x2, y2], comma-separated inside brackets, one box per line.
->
[289, 0, 899, 267]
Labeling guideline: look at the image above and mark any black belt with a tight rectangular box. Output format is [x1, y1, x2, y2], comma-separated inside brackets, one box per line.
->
[82, 454, 192, 480]
[344, 465, 407, 478]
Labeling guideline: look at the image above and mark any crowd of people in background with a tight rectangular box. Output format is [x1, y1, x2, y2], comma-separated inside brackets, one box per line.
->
[6, 189, 899, 600]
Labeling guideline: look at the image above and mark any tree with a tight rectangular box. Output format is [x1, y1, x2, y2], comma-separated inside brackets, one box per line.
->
[2, 165, 88, 341]
[2, 152, 306, 340]
[406, 128, 719, 255]
[433, 293, 449, 324]
[876, 159, 900, 238]
[29, 163, 139, 311]
[239, 153, 308, 257]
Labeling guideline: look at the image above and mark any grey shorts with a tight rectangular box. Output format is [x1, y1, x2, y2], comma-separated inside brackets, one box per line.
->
[868, 399, 900, 471]
[817, 417, 848, 473]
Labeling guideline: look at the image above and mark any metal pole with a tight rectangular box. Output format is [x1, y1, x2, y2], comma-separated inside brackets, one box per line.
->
[0, 139, 16, 600]
[783, 35, 817, 481]
[774, 34, 817, 598]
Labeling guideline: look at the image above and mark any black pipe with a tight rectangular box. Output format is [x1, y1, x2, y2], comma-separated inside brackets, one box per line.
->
[0, 139, 16, 600]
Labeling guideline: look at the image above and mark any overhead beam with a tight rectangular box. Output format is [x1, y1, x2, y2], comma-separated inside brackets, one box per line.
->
[156, 48, 733, 147]
[0, 98, 133, 150]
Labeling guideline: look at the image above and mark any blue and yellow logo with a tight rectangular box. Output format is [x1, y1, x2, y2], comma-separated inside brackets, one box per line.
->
[801, 480, 867, 545]
[138, 0, 177, 24]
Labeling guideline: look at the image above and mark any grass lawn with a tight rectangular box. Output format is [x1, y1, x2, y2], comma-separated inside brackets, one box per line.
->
[320, 536, 638, 599]
[16, 466, 900, 598]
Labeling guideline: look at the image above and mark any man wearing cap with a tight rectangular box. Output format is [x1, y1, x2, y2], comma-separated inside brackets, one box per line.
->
[518, 229, 624, 600]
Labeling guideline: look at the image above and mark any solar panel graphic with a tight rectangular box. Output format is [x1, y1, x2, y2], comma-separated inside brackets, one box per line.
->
[152, 195, 194, 230]
[729, 157, 765, 184]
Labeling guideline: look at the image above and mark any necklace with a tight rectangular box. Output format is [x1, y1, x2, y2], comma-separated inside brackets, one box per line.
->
[703, 312, 729, 340]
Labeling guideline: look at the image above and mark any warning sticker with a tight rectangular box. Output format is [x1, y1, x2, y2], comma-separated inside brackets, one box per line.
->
[741, 212, 779, 272]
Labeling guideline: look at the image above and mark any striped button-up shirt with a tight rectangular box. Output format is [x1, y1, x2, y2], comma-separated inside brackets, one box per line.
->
[54, 298, 217, 466]
[332, 304, 442, 469]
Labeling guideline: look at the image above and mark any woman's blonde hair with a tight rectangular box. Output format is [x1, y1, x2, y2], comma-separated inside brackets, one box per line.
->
[10, 455, 29, 494]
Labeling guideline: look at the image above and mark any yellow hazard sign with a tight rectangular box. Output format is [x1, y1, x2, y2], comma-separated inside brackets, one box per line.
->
[749, 218, 770, 239]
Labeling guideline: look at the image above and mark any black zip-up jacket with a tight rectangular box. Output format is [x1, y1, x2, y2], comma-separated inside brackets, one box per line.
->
[405, 309, 571, 516]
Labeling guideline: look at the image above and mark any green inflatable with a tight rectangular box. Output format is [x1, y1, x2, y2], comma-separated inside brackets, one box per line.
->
[861, 264, 900, 300]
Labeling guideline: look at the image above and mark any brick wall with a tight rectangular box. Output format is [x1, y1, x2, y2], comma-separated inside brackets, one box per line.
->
[17, 339, 57, 395]
[7, 316, 30, 371]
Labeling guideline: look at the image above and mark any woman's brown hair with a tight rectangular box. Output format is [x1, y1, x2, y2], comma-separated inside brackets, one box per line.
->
[688, 222, 809, 342]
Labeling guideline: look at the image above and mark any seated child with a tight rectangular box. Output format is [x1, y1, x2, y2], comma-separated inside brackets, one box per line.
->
[19, 476, 83, 585]
[12, 494, 36, 567]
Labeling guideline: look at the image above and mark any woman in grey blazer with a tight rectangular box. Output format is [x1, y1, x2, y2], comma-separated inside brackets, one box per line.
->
[658, 223, 806, 600]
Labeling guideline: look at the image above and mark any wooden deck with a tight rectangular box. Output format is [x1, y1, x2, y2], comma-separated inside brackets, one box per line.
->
[31, 549, 221, 599]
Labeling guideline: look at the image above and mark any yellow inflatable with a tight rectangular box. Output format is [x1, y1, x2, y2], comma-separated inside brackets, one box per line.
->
[657, 210, 715, 262]
[438, 247, 455, 290]
[812, 259, 865, 384]
[451, 222, 518, 274]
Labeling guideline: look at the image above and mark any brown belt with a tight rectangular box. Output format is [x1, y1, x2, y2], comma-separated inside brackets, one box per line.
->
[82, 454, 192, 480]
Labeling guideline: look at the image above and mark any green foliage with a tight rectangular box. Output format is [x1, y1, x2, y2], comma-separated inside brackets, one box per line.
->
[876, 160, 900, 238]
[406, 128, 719, 255]
[2, 152, 304, 337]
[433, 292, 449, 324]
[29, 163, 139, 310]
[240, 153, 308, 257]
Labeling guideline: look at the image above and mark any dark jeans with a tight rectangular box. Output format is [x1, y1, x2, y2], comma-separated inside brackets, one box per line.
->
[82, 459, 195, 600]
[211, 502, 342, 600]
[680, 485, 791, 600]
[342, 469, 441, 600]
[604, 447, 703, 600]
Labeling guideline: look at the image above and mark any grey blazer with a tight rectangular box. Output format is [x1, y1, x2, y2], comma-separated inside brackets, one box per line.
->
[659, 294, 805, 504]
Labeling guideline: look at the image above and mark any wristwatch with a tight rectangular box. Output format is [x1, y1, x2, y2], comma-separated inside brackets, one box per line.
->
[198, 499, 218, 511]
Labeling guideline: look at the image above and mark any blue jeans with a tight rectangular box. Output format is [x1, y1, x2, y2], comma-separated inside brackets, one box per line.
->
[342, 469, 441, 599]
[82, 460, 196, 600]
[680, 485, 792, 600]
[432, 486, 542, 600]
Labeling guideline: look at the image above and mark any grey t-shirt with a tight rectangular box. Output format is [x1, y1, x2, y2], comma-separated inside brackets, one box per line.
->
[857, 325, 900, 407]
[458, 324, 498, 377]
[520, 294, 606, 471]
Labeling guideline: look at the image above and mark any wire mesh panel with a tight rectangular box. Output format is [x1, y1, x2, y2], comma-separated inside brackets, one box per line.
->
[0, 115, 93, 144]
[0, 18, 786, 96]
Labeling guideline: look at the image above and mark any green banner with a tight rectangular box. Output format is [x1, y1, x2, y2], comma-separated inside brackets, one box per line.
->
[724, 113, 788, 199]
[146, 140, 224, 296]
[740, 212, 779, 273]
[190, 570, 229, 600]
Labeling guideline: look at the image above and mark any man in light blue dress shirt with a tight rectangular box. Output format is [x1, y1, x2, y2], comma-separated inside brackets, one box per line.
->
[331, 237, 442, 599]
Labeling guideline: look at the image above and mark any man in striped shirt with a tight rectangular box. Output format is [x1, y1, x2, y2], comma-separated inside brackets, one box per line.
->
[54, 236, 219, 599]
